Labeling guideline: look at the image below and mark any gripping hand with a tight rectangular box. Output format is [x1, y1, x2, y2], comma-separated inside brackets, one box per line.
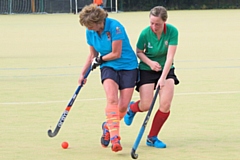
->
[91, 56, 105, 71]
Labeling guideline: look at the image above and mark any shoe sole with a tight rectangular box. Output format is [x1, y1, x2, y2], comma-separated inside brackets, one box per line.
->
[101, 122, 110, 148]
[112, 143, 122, 152]
[146, 142, 166, 148]
[101, 135, 110, 148]
[101, 144, 108, 148]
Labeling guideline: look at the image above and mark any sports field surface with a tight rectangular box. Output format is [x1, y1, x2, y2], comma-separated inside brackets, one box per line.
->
[0, 9, 239, 160]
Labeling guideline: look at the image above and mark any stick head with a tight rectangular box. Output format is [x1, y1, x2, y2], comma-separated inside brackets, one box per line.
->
[47, 126, 60, 137]
[47, 129, 55, 138]
[131, 149, 138, 159]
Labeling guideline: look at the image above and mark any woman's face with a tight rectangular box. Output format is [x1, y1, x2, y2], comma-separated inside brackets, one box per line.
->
[87, 22, 103, 32]
[150, 15, 165, 33]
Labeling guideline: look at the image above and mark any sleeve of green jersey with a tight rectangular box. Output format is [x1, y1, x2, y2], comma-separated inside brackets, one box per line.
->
[169, 26, 178, 45]
[136, 30, 146, 50]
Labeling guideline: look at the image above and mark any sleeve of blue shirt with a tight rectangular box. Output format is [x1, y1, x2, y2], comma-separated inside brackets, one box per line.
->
[86, 30, 93, 46]
[110, 21, 125, 41]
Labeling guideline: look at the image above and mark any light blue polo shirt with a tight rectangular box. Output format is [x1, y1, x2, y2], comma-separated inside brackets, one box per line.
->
[86, 18, 138, 70]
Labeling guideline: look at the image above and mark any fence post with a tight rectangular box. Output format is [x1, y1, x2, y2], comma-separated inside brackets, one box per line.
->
[9, 0, 12, 14]
[40, 0, 44, 12]
[75, 0, 78, 14]
[110, 0, 112, 11]
[31, 0, 35, 12]
[70, 0, 72, 13]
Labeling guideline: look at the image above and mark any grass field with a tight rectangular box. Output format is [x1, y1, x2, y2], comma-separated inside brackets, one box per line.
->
[0, 9, 240, 160]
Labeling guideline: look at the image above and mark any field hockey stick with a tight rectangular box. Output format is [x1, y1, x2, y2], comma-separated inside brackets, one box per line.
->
[47, 67, 91, 138]
[131, 86, 160, 159]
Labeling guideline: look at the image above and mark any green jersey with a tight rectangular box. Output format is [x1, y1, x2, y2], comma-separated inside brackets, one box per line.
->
[136, 23, 178, 70]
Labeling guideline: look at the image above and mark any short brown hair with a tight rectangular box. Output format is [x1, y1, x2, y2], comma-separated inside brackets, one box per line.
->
[149, 6, 168, 21]
[79, 4, 108, 27]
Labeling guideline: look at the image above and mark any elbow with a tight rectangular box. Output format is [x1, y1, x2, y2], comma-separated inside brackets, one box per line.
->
[115, 54, 121, 59]
[167, 57, 174, 62]
[137, 53, 141, 58]
[167, 54, 175, 62]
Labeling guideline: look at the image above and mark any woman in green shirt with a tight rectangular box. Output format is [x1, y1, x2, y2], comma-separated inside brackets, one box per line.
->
[124, 6, 179, 148]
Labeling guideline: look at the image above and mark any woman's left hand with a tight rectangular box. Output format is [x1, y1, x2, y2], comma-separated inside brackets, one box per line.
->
[157, 78, 165, 89]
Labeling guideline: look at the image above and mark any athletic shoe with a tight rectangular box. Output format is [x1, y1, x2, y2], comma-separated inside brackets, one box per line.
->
[111, 135, 122, 152]
[146, 136, 166, 148]
[124, 101, 136, 126]
[101, 122, 110, 147]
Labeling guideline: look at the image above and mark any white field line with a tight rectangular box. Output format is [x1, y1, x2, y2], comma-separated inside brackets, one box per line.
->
[0, 90, 240, 105]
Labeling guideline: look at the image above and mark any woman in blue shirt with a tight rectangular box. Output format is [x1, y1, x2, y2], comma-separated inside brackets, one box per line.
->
[78, 4, 138, 152]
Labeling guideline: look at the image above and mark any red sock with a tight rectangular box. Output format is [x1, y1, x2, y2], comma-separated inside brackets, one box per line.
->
[148, 110, 170, 137]
[130, 100, 142, 112]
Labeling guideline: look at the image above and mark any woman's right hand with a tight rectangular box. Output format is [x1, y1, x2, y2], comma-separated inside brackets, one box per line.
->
[78, 74, 87, 86]
[150, 61, 162, 72]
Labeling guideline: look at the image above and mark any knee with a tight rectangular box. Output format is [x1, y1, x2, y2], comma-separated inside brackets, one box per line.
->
[119, 102, 129, 112]
[159, 102, 171, 112]
[139, 101, 151, 112]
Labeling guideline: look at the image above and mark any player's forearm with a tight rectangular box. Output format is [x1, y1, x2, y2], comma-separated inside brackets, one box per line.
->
[81, 54, 92, 75]
[161, 57, 173, 79]
[101, 40, 122, 61]
[81, 47, 96, 75]
[161, 45, 177, 79]
[137, 52, 153, 67]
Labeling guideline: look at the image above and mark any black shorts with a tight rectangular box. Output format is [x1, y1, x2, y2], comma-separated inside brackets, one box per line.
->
[101, 67, 138, 90]
[136, 68, 180, 92]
